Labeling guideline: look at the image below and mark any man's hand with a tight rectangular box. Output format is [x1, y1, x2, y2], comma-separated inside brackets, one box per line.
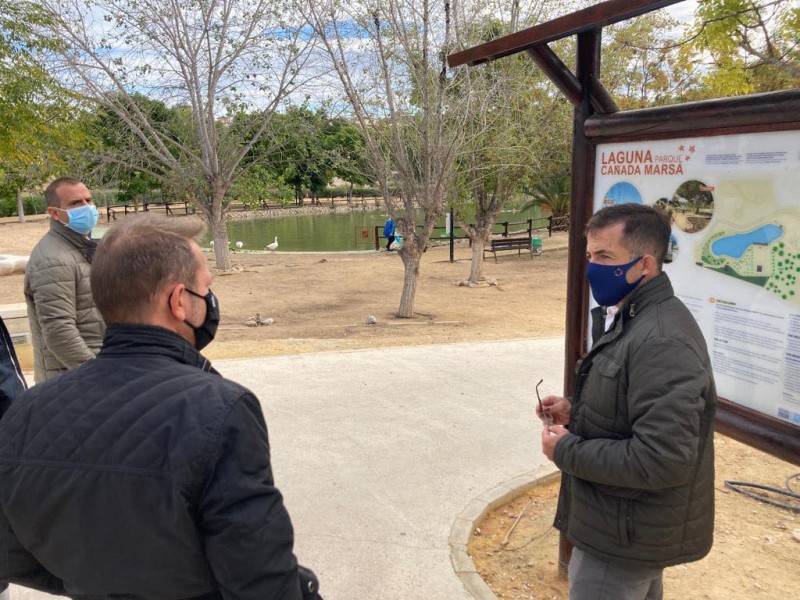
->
[541, 425, 569, 462]
[536, 395, 571, 426]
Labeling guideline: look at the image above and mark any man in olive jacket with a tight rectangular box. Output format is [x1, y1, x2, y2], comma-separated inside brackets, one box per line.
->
[1, 214, 321, 599]
[24, 177, 104, 383]
[538, 204, 716, 600]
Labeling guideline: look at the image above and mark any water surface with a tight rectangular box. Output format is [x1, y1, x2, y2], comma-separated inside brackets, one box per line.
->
[711, 224, 783, 259]
[217, 206, 547, 252]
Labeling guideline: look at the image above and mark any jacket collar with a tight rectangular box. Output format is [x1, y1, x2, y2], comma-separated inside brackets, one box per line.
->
[99, 324, 216, 373]
[620, 271, 673, 323]
[590, 271, 674, 347]
[49, 218, 98, 262]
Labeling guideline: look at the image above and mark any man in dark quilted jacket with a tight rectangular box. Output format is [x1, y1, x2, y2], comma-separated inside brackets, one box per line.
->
[0, 314, 26, 421]
[0, 214, 321, 600]
[0, 314, 26, 600]
[537, 203, 716, 600]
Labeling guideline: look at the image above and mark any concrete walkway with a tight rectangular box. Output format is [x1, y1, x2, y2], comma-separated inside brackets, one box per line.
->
[10, 337, 564, 600]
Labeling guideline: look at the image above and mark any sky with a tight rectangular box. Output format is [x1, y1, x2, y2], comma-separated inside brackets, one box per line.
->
[664, 0, 699, 24]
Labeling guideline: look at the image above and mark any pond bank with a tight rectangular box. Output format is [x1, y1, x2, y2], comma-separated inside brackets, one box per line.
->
[226, 201, 384, 221]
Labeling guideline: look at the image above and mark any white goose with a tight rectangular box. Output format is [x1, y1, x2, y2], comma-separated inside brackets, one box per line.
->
[267, 236, 278, 252]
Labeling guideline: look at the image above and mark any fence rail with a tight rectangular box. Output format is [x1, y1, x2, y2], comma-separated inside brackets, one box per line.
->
[106, 200, 192, 221]
[373, 216, 557, 251]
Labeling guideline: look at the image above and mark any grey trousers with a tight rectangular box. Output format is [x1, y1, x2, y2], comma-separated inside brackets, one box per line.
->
[568, 548, 664, 600]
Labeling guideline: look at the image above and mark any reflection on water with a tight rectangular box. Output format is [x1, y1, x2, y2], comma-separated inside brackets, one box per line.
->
[221, 211, 384, 252]
[215, 207, 546, 252]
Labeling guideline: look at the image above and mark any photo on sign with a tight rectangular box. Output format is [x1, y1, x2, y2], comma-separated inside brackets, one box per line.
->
[667, 179, 715, 233]
[601, 181, 643, 206]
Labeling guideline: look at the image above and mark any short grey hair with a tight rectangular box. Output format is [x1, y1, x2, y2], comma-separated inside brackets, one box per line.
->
[91, 214, 207, 324]
[45, 177, 84, 207]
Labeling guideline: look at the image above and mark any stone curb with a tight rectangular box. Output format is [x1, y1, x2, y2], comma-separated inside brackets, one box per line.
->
[449, 466, 561, 600]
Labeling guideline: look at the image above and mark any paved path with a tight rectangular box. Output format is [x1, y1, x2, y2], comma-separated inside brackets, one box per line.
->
[11, 337, 564, 600]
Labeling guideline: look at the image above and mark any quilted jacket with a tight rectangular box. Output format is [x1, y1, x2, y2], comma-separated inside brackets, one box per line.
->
[554, 272, 716, 569]
[0, 324, 304, 600]
[24, 219, 105, 383]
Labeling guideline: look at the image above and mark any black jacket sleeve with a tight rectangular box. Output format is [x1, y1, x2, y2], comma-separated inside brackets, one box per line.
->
[198, 393, 303, 600]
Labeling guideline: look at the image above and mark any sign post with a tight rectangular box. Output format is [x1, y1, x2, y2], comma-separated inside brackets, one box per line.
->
[447, 209, 455, 263]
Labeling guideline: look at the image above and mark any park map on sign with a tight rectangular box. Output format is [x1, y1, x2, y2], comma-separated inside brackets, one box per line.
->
[695, 179, 800, 304]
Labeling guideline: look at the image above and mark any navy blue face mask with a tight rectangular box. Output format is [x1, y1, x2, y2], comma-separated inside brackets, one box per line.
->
[586, 256, 643, 307]
[184, 288, 220, 350]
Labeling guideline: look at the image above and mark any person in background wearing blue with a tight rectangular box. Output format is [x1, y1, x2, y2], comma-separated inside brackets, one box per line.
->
[383, 216, 396, 251]
[0, 314, 27, 600]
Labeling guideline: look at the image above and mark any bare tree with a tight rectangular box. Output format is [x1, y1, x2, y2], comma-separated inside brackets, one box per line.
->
[305, 0, 467, 317]
[449, 1, 573, 283]
[453, 81, 573, 282]
[38, 0, 315, 270]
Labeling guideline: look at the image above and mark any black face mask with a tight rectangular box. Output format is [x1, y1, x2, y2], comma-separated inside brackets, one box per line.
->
[184, 288, 220, 350]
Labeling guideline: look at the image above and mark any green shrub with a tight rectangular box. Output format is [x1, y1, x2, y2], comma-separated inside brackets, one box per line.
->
[0, 197, 16, 218]
[0, 194, 48, 217]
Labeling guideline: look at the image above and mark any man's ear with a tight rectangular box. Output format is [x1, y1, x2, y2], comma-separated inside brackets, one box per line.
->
[47, 206, 62, 222]
[641, 254, 658, 276]
[167, 284, 189, 322]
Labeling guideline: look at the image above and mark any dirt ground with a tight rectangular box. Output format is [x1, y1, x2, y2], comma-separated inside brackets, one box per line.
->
[0, 216, 569, 359]
[471, 435, 800, 600]
[1, 216, 799, 599]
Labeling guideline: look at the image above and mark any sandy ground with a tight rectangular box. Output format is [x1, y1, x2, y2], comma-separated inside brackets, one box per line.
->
[1, 216, 798, 599]
[0, 216, 569, 360]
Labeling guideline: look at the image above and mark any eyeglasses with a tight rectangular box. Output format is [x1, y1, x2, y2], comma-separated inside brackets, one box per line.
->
[536, 378, 552, 426]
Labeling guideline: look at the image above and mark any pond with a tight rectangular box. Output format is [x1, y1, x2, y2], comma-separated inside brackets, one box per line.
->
[215, 206, 548, 252]
[711, 224, 783, 259]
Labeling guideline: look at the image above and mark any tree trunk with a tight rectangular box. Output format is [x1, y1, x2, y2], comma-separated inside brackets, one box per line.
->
[209, 187, 231, 270]
[397, 244, 422, 318]
[469, 236, 488, 282]
[210, 215, 231, 270]
[16, 190, 25, 223]
[458, 209, 499, 284]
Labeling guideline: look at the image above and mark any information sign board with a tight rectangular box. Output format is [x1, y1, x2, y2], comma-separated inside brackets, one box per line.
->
[594, 130, 800, 428]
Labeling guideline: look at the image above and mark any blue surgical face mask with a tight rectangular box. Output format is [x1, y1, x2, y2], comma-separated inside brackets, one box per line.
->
[586, 256, 644, 307]
[59, 204, 98, 235]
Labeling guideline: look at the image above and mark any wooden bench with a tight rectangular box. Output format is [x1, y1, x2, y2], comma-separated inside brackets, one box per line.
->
[484, 237, 534, 262]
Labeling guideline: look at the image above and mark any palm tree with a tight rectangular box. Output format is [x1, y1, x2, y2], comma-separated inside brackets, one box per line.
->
[520, 175, 571, 218]
[520, 175, 571, 231]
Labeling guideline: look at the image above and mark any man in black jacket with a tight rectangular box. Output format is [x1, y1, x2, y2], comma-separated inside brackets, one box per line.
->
[0, 314, 26, 420]
[538, 204, 715, 600]
[0, 315, 26, 600]
[0, 214, 321, 600]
